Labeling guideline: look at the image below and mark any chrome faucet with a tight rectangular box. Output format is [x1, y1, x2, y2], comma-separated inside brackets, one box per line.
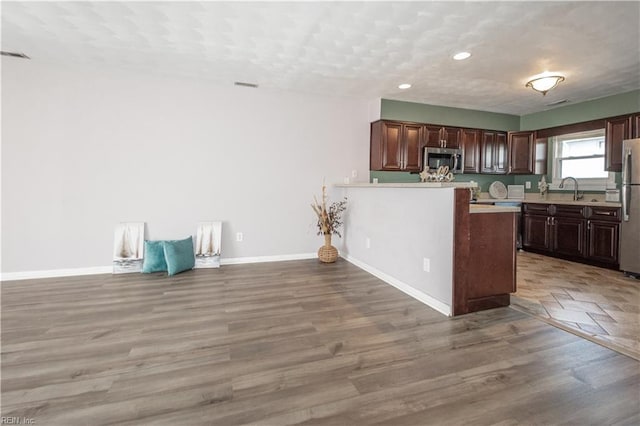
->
[559, 177, 583, 201]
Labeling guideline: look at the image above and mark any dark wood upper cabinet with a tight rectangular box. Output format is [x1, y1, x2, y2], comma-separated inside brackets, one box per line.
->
[507, 131, 535, 174]
[424, 125, 443, 148]
[481, 131, 508, 174]
[371, 121, 402, 170]
[441, 127, 461, 149]
[633, 113, 640, 139]
[425, 125, 460, 148]
[403, 123, 424, 171]
[534, 136, 548, 175]
[605, 115, 633, 172]
[480, 132, 495, 173]
[461, 128, 481, 173]
[370, 120, 424, 172]
[494, 133, 508, 173]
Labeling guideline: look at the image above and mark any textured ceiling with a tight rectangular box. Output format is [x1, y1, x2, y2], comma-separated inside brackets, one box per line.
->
[2, 1, 639, 115]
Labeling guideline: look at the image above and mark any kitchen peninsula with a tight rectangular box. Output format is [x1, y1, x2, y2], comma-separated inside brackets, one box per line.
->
[334, 183, 519, 316]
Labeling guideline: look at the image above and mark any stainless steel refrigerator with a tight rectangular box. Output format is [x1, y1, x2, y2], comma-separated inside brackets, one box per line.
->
[620, 138, 640, 277]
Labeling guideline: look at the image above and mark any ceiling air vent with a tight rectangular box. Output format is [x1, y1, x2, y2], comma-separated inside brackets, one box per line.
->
[546, 99, 569, 107]
[1, 51, 30, 59]
[234, 81, 258, 88]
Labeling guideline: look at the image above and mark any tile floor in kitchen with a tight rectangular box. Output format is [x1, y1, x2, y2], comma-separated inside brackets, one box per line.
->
[513, 251, 639, 360]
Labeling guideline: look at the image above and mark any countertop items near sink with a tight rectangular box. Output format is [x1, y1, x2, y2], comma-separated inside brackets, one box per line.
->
[522, 199, 621, 208]
[336, 182, 477, 189]
[475, 192, 621, 208]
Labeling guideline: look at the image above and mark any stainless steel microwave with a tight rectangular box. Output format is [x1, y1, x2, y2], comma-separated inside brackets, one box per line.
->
[423, 147, 464, 173]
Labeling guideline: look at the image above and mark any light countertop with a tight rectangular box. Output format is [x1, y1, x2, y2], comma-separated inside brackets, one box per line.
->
[469, 204, 520, 214]
[519, 199, 621, 208]
[335, 182, 476, 189]
[474, 193, 621, 208]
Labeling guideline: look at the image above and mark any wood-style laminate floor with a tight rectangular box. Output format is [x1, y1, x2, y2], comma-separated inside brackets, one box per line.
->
[2, 259, 639, 425]
[514, 251, 640, 361]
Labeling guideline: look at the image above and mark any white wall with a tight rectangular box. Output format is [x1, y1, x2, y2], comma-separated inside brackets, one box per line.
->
[1, 60, 371, 274]
[335, 186, 454, 315]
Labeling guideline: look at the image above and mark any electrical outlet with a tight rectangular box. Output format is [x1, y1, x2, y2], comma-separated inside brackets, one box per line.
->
[525, 181, 532, 189]
[423, 258, 430, 272]
[351, 169, 358, 178]
[365, 237, 371, 249]
[236, 232, 243, 242]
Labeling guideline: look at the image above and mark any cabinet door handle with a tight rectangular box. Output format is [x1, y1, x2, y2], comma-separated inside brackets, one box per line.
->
[594, 210, 614, 216]
[587, 220, 591, 230]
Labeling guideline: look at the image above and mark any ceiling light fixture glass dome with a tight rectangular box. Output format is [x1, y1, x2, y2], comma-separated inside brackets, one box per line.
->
[526, 72, 565, 96]
[398, 83, 411, 89]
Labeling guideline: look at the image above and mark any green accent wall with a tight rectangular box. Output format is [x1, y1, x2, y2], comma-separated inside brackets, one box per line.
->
[382, 90, 639, 134]
[520, 90, 640, 130]
[375, 92, 636, 188]
[381, 99, 520, 131]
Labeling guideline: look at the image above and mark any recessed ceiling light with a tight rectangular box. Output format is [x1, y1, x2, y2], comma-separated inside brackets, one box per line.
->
[453, 52, 471, 61]
[398, 83, 411, 89]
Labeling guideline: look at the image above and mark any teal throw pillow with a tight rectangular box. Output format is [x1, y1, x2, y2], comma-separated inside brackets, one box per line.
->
[142, 240, 167, 273]
[163, 236, 195, 276]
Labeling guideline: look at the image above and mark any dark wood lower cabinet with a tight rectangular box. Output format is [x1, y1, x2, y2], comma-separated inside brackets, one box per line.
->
[552, 217, 585, 257]
[523, 214, 551, 251]
[587, 220, 619, 265]
[453, 189, 516, 316]
[522, 204, 620, 269]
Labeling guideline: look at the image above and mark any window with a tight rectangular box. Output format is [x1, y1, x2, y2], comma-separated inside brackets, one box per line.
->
[551, 129, 615, 190]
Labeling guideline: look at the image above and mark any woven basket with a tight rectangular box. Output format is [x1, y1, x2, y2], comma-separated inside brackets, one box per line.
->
[318, 234, 338, 263]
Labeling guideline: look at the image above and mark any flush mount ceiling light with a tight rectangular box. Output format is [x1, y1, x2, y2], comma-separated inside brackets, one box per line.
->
[526, 72, 565, 96]
[398, 83, 412, 89]
[452, 51, 471, 61]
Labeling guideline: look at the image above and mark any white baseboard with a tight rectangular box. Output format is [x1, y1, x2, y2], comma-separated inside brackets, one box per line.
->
[341, 253, 451, 317]
[1, 266, 113, 282]
[1, 253, 318, 282]
[221, 253, 317, 265]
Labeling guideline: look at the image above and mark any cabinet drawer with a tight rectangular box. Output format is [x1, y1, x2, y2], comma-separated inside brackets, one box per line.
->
[554, 204, 587, 218]
[587, 206, 621, 222]
[523, 203, 549, 215]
